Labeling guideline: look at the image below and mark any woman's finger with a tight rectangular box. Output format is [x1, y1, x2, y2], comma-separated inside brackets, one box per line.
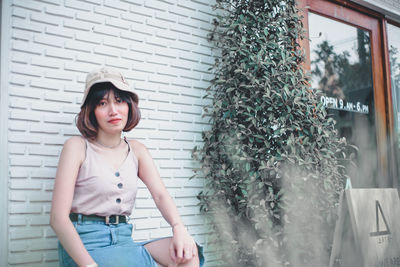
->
[192, 243, 198, 257]
[175, 242, 184, 262]
[169, 242, 177, 262]
[183, 244, 193, 261]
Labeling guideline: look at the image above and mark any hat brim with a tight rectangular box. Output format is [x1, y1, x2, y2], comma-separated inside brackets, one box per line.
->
[81, 79, 138, 107]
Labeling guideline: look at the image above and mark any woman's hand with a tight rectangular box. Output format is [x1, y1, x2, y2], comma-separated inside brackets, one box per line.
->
[169, 224, 198, 265]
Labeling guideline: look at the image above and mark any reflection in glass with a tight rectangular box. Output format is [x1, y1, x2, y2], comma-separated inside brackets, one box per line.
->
[387, 23, 400, 187]
[309, 12, 377, 187]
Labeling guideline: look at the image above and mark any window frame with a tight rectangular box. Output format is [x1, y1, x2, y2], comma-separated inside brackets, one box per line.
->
[298, 0, 398, 187]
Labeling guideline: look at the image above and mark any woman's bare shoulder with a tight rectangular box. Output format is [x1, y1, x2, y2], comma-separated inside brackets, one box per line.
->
[62, 136, 86, 161]
[64, 136, 86, 148]
[127, 139, 146, 150]
[127, 139, 148, 158]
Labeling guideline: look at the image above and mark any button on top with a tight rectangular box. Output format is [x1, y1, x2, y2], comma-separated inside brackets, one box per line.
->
[115, 172, 120, 177]
[116, 198, 121, 203]
[117, 183, 123, 189]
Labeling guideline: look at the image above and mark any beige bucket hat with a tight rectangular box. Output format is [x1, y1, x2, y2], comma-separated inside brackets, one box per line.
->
[81, 67, 138, 107]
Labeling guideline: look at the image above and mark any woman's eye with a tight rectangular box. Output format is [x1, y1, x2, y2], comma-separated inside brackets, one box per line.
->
[116, 98, 123, 103]
[98, 101, 107, 106]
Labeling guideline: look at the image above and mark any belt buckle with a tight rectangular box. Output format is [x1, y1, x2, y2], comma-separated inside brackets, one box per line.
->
[105, 215, 119, 225]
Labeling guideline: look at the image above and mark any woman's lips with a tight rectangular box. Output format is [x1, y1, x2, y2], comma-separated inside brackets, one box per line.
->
[108, 119, 121, 124]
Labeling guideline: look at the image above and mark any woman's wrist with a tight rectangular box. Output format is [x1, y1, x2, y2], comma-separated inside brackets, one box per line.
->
[172, 222, 186, 232]
[85, 263, 98, 267]
[172, 222, 182, 228]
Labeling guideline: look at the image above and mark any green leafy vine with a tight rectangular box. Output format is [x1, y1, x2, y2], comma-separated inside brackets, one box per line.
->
[193, 1, 350, 266]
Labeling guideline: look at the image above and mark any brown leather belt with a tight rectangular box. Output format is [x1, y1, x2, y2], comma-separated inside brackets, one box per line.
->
[69, 213, 127, 224]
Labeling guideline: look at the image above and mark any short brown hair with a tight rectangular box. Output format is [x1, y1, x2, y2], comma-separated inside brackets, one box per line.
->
[76, 82, 141, 139]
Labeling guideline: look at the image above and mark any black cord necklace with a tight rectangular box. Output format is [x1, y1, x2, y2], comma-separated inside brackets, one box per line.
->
[95, 138, 122, 149]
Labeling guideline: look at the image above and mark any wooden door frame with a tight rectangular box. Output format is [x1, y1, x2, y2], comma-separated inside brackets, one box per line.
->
[298, 0, 397, 187]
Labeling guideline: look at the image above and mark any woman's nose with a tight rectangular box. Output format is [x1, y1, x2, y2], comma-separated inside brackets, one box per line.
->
[108, 102, 117, 114]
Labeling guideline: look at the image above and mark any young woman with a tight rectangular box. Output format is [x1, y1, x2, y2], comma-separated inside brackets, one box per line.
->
[50, 67, 204, 267]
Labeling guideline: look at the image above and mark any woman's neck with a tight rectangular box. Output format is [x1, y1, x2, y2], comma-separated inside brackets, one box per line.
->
[95, 131, 122, 149]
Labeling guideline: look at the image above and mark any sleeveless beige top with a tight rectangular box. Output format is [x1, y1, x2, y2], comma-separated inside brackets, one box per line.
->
[70, 137, 139, 216]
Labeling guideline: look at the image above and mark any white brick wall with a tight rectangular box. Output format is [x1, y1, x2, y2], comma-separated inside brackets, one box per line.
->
[1, 0, 217, 265]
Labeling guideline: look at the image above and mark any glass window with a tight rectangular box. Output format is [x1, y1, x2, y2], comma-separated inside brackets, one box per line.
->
[308, 12, 377, 187]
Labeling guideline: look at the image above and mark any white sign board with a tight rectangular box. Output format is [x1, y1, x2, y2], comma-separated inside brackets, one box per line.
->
[329, 189, 400, 267]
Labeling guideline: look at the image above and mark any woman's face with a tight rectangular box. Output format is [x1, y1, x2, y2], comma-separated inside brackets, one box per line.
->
[94, 90, 129, 135]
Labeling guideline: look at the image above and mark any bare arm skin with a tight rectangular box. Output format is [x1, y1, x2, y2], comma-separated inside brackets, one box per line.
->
[131, 140, 198, 264]
[50, 136, 96, 267]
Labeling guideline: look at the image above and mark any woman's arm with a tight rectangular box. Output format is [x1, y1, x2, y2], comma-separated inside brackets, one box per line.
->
[50, 137, 96, 267]
[131, 140, 198, 264]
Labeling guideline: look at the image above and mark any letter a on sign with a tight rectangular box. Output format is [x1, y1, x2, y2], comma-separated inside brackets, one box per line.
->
[369, 200, 390, 236]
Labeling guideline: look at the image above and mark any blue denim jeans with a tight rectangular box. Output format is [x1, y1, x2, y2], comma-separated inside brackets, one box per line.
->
[58, 219, 205, 267]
